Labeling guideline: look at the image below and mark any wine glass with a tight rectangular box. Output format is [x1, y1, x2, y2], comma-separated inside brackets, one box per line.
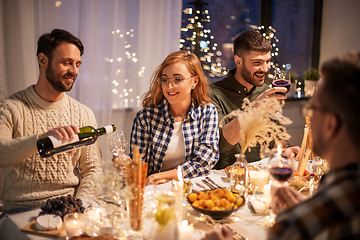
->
[272, 70, 291, 95]
[268, 147, 294, 185]
[106, 130, 127, 155]
[106, 130, 129, 174]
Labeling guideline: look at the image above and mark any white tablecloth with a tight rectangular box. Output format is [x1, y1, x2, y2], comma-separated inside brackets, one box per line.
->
[0, 170, 269, 240]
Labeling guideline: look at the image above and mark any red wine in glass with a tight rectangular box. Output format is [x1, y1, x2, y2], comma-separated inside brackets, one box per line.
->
[269, 166, 293, 182]
[273, 70, 291, 95]
[273, 79, 291, 95]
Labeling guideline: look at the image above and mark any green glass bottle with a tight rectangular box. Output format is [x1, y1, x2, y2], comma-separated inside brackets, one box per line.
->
[37, 124, 116, 158]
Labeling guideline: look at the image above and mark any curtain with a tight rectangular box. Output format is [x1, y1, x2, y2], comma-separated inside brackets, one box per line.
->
[1, 0, 182, 162]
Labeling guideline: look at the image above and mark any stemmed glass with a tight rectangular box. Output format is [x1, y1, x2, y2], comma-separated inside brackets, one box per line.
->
[106, 130, 128, 156]
[265, 147, 295, 227]
[104, 130, 130, 238]
[268, 147, 294, 185]
[272, 70, 291, 95]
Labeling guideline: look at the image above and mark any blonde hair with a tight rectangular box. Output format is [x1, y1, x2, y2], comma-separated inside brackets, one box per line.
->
[142, 50, 210, 107]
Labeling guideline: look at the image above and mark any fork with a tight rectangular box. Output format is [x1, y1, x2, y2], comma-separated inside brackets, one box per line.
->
[205, 177, 223, 188]
[196, 182, 210, 190]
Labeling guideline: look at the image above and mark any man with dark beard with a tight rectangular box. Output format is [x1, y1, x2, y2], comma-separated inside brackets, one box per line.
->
[210, 30, 298, 168]
[0, 29, 102, 211]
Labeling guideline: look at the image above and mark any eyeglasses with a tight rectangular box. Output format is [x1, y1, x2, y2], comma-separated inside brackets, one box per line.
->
[157, 76, 194, 87]
[301, 104, 330, 118]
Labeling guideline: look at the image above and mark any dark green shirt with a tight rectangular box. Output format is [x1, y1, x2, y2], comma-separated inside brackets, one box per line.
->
[209, 69, 269, 169]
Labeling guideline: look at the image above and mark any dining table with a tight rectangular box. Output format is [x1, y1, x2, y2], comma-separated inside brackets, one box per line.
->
[0, 164, 271, 240]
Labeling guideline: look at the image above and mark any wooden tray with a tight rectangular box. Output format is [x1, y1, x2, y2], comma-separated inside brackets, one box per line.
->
[21, 219, 66, 238]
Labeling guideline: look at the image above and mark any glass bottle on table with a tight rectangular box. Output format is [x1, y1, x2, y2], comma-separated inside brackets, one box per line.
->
[229, 154, 250, 198]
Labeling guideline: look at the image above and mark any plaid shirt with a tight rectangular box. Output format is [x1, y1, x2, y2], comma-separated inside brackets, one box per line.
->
[130, 99, 219, 178]
[268, 162, 360, 240]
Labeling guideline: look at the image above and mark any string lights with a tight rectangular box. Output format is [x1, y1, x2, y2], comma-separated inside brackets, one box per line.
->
[109, 29, 142, 109]
[180, 8, 227, 79]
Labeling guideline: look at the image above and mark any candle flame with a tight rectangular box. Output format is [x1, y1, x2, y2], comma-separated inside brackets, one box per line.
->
[181, 220, 189, 227]
[177, 166, 183, 182]
[277, 145, 282, 156]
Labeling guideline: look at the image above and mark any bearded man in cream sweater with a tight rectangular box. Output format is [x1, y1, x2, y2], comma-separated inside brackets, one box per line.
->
[0, 29, 102, 211]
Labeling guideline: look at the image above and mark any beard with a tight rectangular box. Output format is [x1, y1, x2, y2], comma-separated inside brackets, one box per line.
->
[240, 61, 266, 87]
[46, 61, 76, 93]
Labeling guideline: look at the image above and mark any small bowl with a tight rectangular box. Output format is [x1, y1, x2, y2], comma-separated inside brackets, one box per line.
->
[187, 191, 246, 220]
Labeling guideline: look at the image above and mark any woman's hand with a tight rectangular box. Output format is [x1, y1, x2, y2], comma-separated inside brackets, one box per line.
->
[146, 169, 178, 185]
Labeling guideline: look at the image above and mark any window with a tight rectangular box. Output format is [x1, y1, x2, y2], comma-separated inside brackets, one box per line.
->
[181, 0, 321, 82]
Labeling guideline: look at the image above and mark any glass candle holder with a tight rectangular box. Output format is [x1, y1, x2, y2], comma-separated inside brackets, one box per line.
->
[64, 213, 88, 239]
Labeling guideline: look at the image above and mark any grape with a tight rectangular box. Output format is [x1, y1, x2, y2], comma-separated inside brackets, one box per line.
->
[38, 194, 85, 219]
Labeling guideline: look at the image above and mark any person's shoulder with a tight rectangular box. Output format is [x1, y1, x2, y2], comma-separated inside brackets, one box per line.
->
[135, 105, 162, 120]
[67, 96, 94, 113]
[200, 102, 217, 111]
[0, 88, 28, 109]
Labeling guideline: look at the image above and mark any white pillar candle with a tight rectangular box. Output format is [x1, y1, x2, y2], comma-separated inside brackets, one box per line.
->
[179, 220, 194, 240]
[263, 183, 271, 205]
[176, 166, 184, 223]
[249, 170, 270, 193]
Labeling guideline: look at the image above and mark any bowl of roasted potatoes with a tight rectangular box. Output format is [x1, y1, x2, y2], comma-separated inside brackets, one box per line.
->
[187, 187, 245, 219]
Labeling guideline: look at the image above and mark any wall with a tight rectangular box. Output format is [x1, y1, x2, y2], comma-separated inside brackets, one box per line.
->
[319, 0, 360, 66]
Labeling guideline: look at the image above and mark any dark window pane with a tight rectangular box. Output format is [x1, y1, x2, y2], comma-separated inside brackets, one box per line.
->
[181, 0, 261, 81]
[271, 0, 314, 77]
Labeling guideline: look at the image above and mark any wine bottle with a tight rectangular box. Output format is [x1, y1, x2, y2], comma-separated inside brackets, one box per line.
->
[37, 124, 116, 158]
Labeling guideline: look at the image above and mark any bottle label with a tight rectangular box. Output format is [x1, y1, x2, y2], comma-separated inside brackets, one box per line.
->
[104, 125, 114, 134]
[48, 135, 80, 148]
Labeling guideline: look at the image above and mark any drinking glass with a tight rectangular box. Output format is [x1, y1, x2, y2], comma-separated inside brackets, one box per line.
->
[268, 149, 294, 185]
[272, 70, 291, 95]
[106, 130, 127, 155]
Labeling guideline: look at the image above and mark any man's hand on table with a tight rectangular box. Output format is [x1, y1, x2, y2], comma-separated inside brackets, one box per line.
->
[282, 146, 301, 160]
[201, 224, 232, 240]
[271, 186, 306, 214]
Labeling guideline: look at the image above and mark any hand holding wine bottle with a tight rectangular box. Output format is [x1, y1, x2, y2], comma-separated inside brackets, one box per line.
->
[37, 124, 116, 158]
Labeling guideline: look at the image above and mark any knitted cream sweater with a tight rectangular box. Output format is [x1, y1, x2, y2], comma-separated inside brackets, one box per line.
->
[0, 85, 102, 210]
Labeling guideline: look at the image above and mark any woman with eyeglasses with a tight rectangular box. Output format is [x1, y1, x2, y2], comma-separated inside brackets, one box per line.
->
[129, 50, 219, 185]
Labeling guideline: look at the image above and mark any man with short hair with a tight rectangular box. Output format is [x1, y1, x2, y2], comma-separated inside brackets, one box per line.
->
[268, 52, 360, 239]
[0, 29, 102, 210]
[210, 30, 297, 169]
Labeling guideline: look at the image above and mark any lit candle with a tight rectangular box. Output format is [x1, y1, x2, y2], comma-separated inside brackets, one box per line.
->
[65, 219, 85, 238]
[277, 145, 282, 164]
[249, 170, 270, 193]
[175, 166, 184, 223]
[179, 220, 194, 240]
[85, 207, 101, 223]
[64, 213, 87, 239]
